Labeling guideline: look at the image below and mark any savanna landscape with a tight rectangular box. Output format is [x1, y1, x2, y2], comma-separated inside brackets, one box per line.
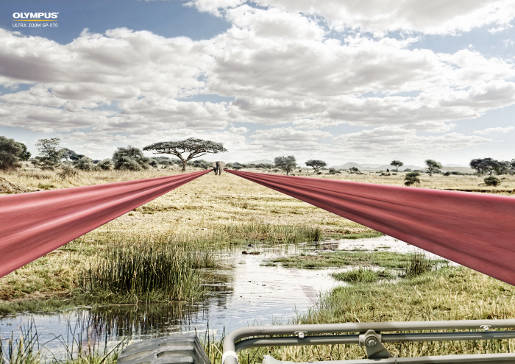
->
[2, 1, 515, 363]
[1, 139, 514, 363]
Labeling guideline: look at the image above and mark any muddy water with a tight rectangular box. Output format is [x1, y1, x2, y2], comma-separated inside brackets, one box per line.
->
[0, 236, 435, 358]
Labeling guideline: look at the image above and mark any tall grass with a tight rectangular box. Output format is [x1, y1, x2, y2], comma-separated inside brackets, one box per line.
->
[80, 243, 216, 301]
[0, 318, 124, 364]
[403, 253, 433, 278]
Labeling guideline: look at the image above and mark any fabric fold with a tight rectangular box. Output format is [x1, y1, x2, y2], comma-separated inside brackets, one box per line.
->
[226, 169, 515, 285]
[0, 170, 210, 277]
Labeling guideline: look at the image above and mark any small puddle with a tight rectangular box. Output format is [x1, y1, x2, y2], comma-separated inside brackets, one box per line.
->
[0, 235, 442, 358]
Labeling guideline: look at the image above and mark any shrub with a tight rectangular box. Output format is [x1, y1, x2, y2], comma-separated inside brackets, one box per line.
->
[97, 159, 113, 170]
[404, 172, 420, 186]
[113, 146, 150, 170]
[73, 156, 94, 171]
[57, 165, 78, 180]
[0, 136, 30, 170]
[484, 176, 501, 186]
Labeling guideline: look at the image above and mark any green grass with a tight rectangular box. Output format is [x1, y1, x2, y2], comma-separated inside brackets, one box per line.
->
[332, 268, 393, 283]
[269, 250, 445, 270]
[0, 321, 124, 364]
[403, 253, 433, 278]
[204, 267, 515, 364]
[79, 243, 214, 302]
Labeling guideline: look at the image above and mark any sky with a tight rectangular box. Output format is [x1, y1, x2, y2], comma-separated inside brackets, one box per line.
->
[1, 0, 515, 166]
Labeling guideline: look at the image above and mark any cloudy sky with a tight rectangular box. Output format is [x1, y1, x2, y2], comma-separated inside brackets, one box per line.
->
[1, 0, 515, 166]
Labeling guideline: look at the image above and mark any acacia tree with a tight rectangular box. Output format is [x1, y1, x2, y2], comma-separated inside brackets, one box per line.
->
[274, 155, 296, 175]
[143, 138, 227, 171]
[390, 160, 403, 172]
[305, 159, 326, 174]
[425, 159, 442, 176]
[0, 136, 30, 170]
[470, 158, 510, 175]
[35, 138, 62, 170]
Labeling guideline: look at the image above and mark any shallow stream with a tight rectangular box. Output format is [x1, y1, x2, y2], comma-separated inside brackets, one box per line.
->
[0, 236, 436, 359]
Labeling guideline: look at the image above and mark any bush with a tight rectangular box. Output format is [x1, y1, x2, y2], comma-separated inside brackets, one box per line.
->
[57, 165, 78, 180]
[97, 159, 113, 170]
[404, 172, 420, 186]
[73, 156, 94, 171]
[0, 136, 30, 170]
[113, 146, 150, 170]
[484, 176, 501, 186]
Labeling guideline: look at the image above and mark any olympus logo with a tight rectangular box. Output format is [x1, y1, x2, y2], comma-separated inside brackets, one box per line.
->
[12, 12, 59, 20]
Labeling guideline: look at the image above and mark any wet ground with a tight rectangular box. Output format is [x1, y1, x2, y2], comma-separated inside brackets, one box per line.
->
[0, 235, 441, 359]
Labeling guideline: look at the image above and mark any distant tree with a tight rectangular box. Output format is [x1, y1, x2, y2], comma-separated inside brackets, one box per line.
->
[494, 160, 511, 175]
[0, 136, 30, 170]
[274, 155, 296, 175]
[190, 159, 211, 169]
[425, 159, 442, 176]
[305, 160, 327, 174]
[228, 162, 246, 170]
[484, 176, 501, 187]
[328, 168, 340, 175]
[113, 146, 150, 171]
[144, 138, 227, 172]
[152, 156, 173, 168]
[404, 172, 421, 186]
[390, 160, 403, 172]
[349, 166, 361, 174]
[35, 138, 62, 170]
[60, 148, 83, 163]
[470, 158, 509, 175]
[97, 159, 113, 170]
[74, 156, 94, 171]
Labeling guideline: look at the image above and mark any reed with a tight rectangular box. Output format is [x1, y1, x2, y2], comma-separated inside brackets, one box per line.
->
[80, 243, 214, 301]
[403, 253, 433, 278]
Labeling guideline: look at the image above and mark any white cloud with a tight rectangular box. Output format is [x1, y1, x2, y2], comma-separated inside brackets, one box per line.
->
[1, 2, 515, 164]
[188, 0, 515, 35]
[473, 126, 515, 135]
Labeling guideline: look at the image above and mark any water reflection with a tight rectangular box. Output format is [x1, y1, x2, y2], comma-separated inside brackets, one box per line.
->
[4, 238, 426, 359]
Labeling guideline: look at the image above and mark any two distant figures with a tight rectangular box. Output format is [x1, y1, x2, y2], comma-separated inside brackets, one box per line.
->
[212, 161, 225, 175]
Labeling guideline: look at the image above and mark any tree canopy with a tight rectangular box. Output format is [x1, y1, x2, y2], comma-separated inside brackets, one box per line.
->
[305, 159, 327, 174]
[470, 158, 511, 175]
[425, 159, 442, 176]
[0, 136, 30, 170]
[390, 160, 403, 172]
[35, 138, 62, 170]
[274, 155, 296, 175]
[144, 138, 227, 171]
[113, 146, 150, 171]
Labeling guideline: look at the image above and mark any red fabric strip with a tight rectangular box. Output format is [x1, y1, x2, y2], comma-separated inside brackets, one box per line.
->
[226, 170, 515, 285]
[0, 170, 210, 278]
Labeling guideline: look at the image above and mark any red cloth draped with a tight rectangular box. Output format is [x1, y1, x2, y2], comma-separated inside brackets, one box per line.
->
[227, 170, 515, 285]
[0, 170, 210, 278]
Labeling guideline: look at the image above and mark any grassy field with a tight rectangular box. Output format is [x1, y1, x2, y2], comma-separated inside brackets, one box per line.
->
[1, 167, 514, 362]
[213, 267, 514, 364]
[0, 167, 376, 313]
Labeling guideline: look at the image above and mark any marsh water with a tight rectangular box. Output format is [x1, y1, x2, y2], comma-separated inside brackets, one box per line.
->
[0, 236, 436, 359]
